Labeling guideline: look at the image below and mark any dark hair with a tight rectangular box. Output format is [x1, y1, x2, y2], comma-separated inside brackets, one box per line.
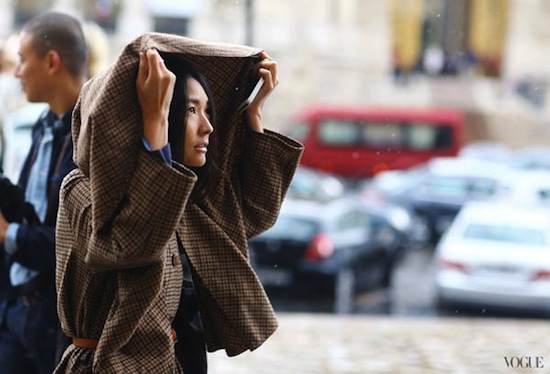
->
[23, 12, 88, 78]
[163, 53, 217, 195]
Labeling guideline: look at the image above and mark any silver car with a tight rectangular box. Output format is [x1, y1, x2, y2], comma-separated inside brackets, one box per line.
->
[434, 200, 550, 316]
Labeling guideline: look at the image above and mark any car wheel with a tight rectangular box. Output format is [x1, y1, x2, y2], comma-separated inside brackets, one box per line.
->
[410, 213, 431, 249]
[381, 257, 394, 289]
[434, 292, 455, 315]
[334, 268, 355, 314]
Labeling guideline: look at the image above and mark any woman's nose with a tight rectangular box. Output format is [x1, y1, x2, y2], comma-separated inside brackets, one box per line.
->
[201, 116, 214, 133]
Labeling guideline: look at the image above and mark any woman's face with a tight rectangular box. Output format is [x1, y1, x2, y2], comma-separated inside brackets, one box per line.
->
[183, 77, 214, 167]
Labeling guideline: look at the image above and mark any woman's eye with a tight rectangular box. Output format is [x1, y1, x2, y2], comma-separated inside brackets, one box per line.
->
[188, 107, 196, 114]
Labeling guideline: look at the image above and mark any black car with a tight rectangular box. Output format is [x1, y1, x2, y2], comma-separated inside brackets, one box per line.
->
[248, 196, 398, 314]
[289, 167, 417, 255]
[363, 157, 513, 245]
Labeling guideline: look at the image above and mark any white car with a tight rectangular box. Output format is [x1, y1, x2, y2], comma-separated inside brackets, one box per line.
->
[0, 103, 47, 181]
[496, 170, 550, 206]
[458, 141, 512, 163]
[434, 201, 550, 315]
[510, 146, 550, 171]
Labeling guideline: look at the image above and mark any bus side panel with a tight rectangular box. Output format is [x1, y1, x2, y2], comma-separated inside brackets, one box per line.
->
[287, 107, 465, 179]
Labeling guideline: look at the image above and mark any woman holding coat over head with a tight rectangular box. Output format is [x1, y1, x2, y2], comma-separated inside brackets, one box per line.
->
[54, 33, 303, 373]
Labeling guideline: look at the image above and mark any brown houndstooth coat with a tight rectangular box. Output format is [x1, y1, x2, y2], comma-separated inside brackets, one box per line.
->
[54, 33, 303, 373]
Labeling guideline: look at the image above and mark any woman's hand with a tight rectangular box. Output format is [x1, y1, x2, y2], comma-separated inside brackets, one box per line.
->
[246, 51, 279, 133]
[136, 49, 176, 150]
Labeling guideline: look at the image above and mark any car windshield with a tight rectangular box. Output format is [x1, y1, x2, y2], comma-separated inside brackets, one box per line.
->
[290, 168, 345, 200]
[260, 215, 318, 241]
[462, 223, 547, 246]
[420, 177, 496, 198]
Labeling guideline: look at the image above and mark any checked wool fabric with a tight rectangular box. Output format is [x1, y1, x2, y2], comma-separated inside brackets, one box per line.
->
[55, 33, 303, 373]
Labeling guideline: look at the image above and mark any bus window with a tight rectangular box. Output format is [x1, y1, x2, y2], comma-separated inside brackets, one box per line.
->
[319, 120, 360, 146]
[408, 123, 437, 150]
[361, 122, 404, 148]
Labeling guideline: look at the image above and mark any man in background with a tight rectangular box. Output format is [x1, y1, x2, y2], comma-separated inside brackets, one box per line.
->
[0, 12, 88, 373]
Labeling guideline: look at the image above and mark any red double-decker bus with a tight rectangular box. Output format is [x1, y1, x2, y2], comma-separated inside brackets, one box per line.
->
[285, 105, 465, 179]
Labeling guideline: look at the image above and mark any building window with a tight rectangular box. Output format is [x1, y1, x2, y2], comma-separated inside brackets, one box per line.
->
[82, 0, 122, 32]
[13, 0, 53, 29]
[392, 0, 509, 78]
[153, 17, 190, 36]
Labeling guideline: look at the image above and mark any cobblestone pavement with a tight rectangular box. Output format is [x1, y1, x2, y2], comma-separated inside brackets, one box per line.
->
[209, 313, 550, 373]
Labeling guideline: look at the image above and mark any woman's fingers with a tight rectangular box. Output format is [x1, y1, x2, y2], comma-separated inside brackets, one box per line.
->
[145, 49, 167, 79]
[255, 53, 278, 88]
[137, 51, 147, 84]
[245, 52, 279, 132]
[253, 56, 278, 104]
[136, 49, 175, 149]
[137, 49, 175, 99]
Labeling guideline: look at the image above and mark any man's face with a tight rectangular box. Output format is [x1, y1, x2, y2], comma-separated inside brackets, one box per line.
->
[14, 32, 51, 103]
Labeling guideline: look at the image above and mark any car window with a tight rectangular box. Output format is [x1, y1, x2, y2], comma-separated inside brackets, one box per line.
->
[420, 177, 496, 198]
[259, 215, 318, 240]
[337, 210, 370, 230]
[462, 223, 547, 246]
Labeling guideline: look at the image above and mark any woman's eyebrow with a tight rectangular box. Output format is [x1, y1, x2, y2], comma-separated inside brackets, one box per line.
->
[187, 97, 208, 105]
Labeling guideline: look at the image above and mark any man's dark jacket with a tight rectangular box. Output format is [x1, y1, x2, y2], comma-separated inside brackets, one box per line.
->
[0, 108, 75, 325]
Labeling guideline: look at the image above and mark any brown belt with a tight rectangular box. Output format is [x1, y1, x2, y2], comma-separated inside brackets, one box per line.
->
[73, 329, 178, 349]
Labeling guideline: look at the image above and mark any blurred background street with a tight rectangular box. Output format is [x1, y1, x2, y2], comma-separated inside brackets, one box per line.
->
[1, 1, 550, 373]
[209, 313, 550, 373]
[210, 246, 550, 373]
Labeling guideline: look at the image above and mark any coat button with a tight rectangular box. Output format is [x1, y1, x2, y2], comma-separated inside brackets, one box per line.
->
[171, 254, 181, 266]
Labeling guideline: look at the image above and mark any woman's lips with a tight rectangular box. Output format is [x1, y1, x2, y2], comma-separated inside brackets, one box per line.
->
[195, 143, 208, 152]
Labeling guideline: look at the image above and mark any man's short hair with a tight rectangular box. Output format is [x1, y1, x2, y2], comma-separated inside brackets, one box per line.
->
[23, 12, 88, 78]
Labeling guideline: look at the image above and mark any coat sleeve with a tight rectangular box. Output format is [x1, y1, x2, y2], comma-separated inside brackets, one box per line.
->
[238, 129, 303, 238]
[60, 149, 197, 270]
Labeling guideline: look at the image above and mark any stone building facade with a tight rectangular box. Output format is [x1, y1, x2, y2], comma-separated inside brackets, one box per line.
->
[1, 0, 549, 147]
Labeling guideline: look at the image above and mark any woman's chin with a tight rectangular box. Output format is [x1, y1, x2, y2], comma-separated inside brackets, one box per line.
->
[185, 158, 207, 168]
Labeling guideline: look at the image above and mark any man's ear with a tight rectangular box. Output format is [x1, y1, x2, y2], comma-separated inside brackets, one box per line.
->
[46, 50, 62, 74]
